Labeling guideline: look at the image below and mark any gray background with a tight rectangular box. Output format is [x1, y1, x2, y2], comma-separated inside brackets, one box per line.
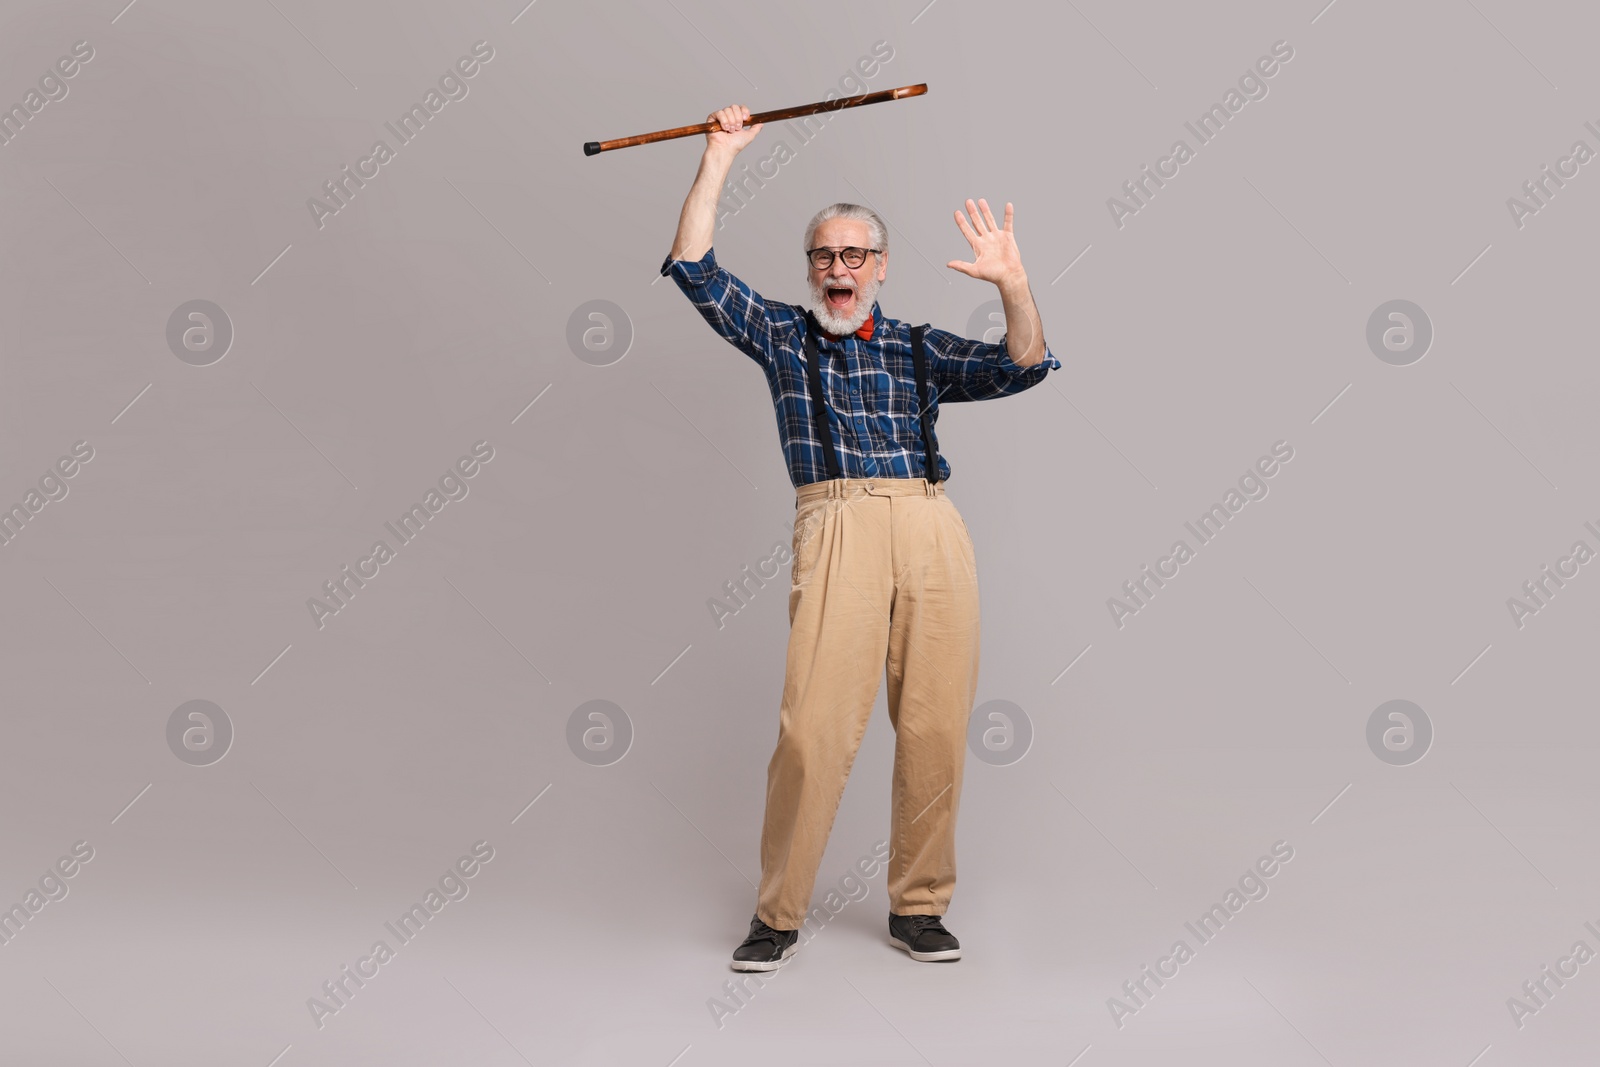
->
[2, 0, 1596, 1064]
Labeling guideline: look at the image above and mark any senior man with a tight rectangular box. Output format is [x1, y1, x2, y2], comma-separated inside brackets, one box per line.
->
[662, 104, 1060, 970]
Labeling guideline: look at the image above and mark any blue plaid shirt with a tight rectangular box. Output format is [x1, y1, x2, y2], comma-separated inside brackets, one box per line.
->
[661, 247, 1061, 489]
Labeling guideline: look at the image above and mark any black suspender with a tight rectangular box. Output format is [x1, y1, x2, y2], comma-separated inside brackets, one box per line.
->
[800, 312, 941, 485]
[909, 324, 942, 485]
[801, 312, 844, 481]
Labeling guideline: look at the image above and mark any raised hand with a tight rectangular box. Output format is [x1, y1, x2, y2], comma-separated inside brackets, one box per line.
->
[946, 199, 1026, 288]
[705, 104, 764, 155]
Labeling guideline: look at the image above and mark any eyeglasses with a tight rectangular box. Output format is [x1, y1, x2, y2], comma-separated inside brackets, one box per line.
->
[806, 246, 880, 270]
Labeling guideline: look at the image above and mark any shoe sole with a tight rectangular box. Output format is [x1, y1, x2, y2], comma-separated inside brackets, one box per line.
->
[730, 939, 798, 972]
[889, 936, 961, 962]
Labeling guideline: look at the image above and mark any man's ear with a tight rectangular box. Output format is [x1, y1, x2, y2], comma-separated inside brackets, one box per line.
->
[876, 254, 887, 282]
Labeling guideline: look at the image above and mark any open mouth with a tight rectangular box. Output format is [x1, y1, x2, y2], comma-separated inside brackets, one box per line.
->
[826, 287, 855, 308]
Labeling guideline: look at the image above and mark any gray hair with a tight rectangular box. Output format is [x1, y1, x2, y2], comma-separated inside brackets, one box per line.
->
[802, 202, 888, 258]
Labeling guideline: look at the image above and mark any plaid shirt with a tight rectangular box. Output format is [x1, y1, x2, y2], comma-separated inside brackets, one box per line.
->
[661, 247, 1061, 489]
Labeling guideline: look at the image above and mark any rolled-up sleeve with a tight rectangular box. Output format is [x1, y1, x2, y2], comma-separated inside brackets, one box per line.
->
[925, 326, 1061, 403]
[661, 247, 776, 369]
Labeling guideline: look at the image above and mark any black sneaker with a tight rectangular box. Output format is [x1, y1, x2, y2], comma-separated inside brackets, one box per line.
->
[888, 912, 961, 962]
[730, 913, 799, 972]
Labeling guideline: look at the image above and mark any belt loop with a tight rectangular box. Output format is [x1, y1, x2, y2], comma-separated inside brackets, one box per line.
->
[924, 478, 934, 498]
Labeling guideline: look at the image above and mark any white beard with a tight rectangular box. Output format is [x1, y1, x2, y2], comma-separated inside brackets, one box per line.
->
[807, 272, 881, 336]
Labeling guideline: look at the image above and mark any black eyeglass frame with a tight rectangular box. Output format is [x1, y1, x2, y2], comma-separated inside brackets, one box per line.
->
[805, 246, 882, 270]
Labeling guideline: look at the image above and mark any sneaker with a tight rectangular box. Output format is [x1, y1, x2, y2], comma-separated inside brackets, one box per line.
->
[888, 912, 961, 962]
[730, 913, 799, 972]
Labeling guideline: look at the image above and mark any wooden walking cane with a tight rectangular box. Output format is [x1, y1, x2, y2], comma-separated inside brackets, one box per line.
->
[583, 83, 928, 156]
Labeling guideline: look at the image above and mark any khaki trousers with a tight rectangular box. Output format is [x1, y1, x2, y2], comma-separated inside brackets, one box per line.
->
[756, 476, 981, 930]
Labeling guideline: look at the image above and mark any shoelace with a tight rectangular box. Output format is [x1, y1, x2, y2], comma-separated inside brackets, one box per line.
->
[902, 915, 949, 938]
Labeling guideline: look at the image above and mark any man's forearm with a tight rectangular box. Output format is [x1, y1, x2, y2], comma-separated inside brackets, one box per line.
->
[668, 147, 738, 262]
[998, 273, 1046, 368]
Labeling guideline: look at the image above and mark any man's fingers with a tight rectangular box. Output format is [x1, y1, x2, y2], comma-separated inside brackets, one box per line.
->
[952, 209, 980, 248]
[712, 105, 749, 132]
[978, 198, 998, 231]
[964, 199, 984, 233]
[946, 260, 976, 276]
[1003, 202, 1015, 231]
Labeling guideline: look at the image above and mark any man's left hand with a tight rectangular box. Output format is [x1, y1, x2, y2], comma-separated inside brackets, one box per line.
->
[947, 198, 1026, 289]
